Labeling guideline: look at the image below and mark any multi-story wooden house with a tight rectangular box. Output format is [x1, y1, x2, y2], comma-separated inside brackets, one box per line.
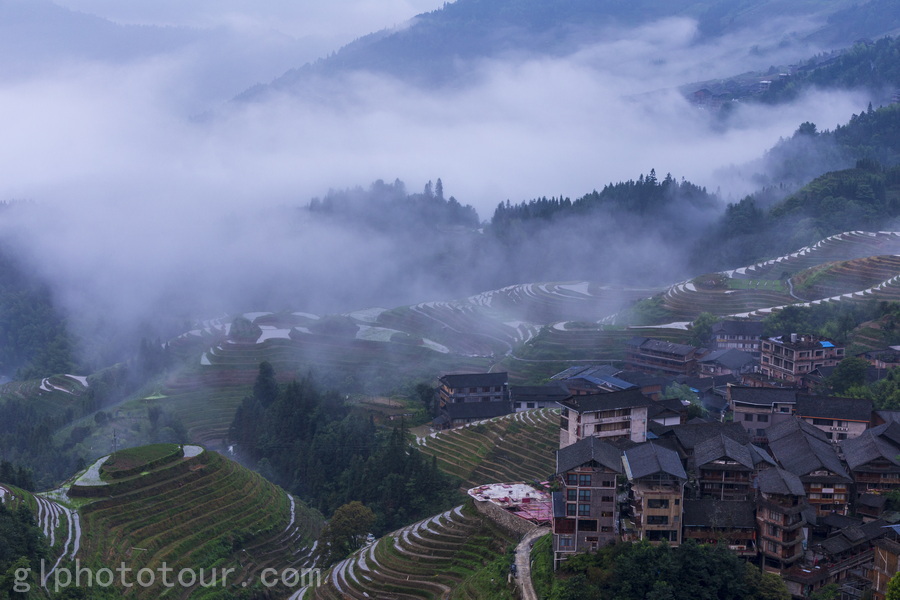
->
[710, 320, 764, 358]
[728, 386, 799, 443]
[693, 434, 760, 501]
[756, 467, 809, 574]
[625, 337, 704, 377]
[558, 388, 653, 448]
[766, 417, 853, 517]
[622, 442, 687, 545]
[682, 499, 757, 558]
[552, 436, 623, 568]
[841, 422, 900, 497]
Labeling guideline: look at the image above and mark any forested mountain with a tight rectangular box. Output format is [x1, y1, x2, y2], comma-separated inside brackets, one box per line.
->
[240, 0, 900, 98]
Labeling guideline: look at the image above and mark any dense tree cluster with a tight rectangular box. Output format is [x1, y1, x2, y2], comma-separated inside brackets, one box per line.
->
[0, 502, 47, 597]
[549, 540, 789, 600]
[229, 363, 458, 541]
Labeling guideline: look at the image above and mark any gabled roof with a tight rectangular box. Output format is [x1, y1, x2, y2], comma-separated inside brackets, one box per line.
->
[623, 442, 687, 481]
[758, 467, 806, 496]
[682, 499, 756, 529]
[558, 388, 652, 414]
[729, 386, 799, 407]
[556, 436, 624, 475]
[627, 337, 698, 357]
[444, 401, 512, 421]
[694, 434, 754, 470]
[615, 370, 671, 389]
[675, 374, 738, 392]
[439, 372, 507, 389]
[796, 395, 872, 423]
[748, 444, 777, 468]
[509, 384, 569, 401]
[766, 416, 830, 444]
[841, 423, 900, 471]
[712, 320, 764, 337]
[657, 421, 750, 451]
[818, 519, 888, 556]
[698, 349, 756, 371]
[767, 421, 851, 481]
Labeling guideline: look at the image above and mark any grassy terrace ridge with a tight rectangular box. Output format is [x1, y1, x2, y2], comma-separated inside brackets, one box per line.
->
[415, 409, 559, 490]
[311, 502, 518, 600]
[101, 443, 183, 478]
[75, 447, 324, 599]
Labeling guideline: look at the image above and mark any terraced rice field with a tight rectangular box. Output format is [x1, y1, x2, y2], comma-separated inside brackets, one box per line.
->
[77, 448, 323, 599]
[0, 484, 81, 587]
[725, 231, 900, 280]
[415, 409, 559, 490]
[307, 503, 517, 600]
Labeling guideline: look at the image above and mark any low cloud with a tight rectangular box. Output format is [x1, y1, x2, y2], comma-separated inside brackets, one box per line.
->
[0, 8, 876, 355]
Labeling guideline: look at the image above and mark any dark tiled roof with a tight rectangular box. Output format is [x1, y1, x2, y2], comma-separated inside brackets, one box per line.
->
[694, 434, 755, 470]
[509, 384, 570, 401]
[821, 513, 863, 530]
[558, 388, 653, 413]
[748, 444, 777, 467]
[841, 424, 900, 471]
[551, 364, 621, 381]
[757, 467, 806, 496]
[767, 420, 851, 481]
[444, 401, 512, 421]
[730, 386, 799, 407]
[712, 320, 764, 337]
[766, 417, 830, 444]
[624, 442, 687, 480]
[556, 436, 624, 475]
[682, 499, 756, 529]
[675, 374, 738, 391]
[439, 372, 507, 389]
[628, 337, 698, 357]
[796, 395, 872, 423]
[818, 519, 888, 555]
[858, 493, 888, 509]
[698, 349, 756, 371]
[615, 370, 671, 389]
[876, 410, 900, 424]
[660, 421, 750, 451]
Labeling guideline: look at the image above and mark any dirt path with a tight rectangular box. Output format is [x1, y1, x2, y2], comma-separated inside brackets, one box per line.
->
[515, 527, 550, 600]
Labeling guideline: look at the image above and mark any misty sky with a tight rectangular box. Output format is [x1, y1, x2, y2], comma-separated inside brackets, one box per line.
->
[0, 1, 877, 340]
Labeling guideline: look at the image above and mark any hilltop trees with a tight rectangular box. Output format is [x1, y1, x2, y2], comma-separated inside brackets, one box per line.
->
[229, 363, 457, 537]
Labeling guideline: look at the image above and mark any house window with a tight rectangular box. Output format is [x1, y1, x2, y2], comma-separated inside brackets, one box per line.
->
[602, 496, 614, 503]
[743, 414, 753, 422]
[580, 520, 598, 531]
[567, 489, 577, 502]
[647, 498, 669, 509]
[566, 474, 578, 486]
[579, 474, 591, 487]
[647, 515, 669, 525]
[757, 414, 769, 422]
[566, 503, 577, 517]
[602, 480, 614, 488]
[559, 536, 573, 548]
[578, 490, 591, 502]
[578, 504, 591, 517]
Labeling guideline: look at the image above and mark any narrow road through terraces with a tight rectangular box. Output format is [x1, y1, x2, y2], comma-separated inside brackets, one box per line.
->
[515, 527, 550, 600]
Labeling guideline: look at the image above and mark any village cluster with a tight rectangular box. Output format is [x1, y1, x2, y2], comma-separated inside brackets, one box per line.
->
[437, 320, 900, 599]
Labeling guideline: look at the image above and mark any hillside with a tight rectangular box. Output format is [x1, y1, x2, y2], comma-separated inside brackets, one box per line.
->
[0, 444, 324, 599]
[308, 503, 519, 600]
[241, 0, 896, 97]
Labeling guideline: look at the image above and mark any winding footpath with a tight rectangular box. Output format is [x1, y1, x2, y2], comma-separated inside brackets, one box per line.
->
[515, 527, 550, 600]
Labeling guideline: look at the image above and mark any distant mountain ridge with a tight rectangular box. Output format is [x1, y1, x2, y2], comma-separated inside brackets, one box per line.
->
[239, 0, 900, 99]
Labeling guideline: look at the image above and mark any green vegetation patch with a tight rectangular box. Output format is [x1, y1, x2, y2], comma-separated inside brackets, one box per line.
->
[101, 443, 183, 479]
